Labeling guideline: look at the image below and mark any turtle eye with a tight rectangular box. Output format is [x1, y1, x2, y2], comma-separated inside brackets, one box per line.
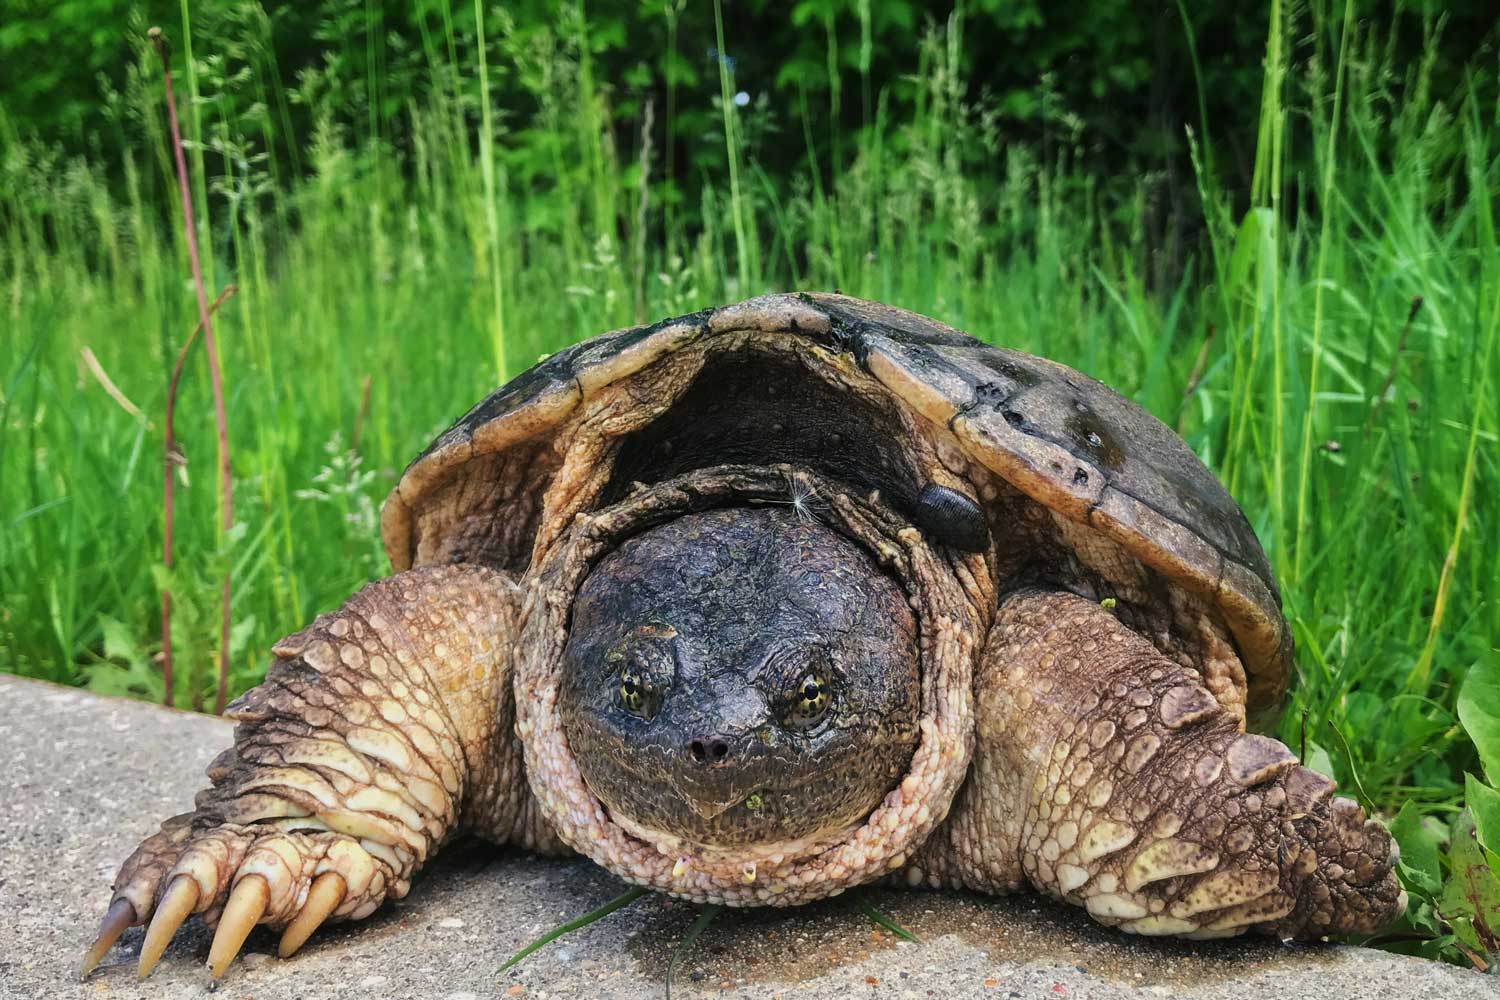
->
[617, 669, 663, 720]
[610, 627, 674, 720]
[784, 669, 832, 730]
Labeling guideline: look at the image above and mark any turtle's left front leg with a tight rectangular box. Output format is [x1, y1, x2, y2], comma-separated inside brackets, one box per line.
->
[910, 589, 1404, 940]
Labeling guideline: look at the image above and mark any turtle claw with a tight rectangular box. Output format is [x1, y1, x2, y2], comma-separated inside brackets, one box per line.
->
[138, 876, 199, 980]
[278, 872, 346, 958]
[207, 875, 270, 979]
[80, 898, 136, 979]
[97, 822, 391, 980]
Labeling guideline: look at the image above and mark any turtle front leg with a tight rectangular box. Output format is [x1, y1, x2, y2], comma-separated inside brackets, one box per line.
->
[912, 589, 1403, 940]
[82, 564, 535, 980]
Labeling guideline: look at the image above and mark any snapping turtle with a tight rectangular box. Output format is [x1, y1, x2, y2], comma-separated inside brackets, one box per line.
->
[83, 294, 1404, 981]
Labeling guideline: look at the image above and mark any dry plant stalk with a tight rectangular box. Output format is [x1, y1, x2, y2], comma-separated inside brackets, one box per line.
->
[633, 98, 655, 324]
[150, 26, 236, 713]
[161, 285, 238, 707]
[79, 347, 145, 420]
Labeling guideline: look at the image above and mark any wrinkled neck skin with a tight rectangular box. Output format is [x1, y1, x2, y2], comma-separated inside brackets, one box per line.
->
[515, 464, 991, 905]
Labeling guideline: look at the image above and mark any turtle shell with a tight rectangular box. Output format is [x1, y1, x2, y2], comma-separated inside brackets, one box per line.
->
[380, 293, 1290, 720]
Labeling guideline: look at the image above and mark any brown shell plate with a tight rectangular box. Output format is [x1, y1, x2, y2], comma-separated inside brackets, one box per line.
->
[381, 293, 1291, 720]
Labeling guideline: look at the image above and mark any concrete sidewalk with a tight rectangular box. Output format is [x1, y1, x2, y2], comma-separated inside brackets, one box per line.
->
[0, 673, 1489, 999]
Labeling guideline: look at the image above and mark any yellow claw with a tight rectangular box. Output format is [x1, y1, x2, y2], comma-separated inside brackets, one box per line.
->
[80, 898, 136, 979]
[207, 875, 270, 979]
[278, 872, 346, 958]
[138, 876, 200, 980]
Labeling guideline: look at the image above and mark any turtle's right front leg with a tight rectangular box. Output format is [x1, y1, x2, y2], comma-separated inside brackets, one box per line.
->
[82, 563, 531, 980]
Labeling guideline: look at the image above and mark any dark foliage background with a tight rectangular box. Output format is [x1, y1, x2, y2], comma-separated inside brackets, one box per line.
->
[5, 0, 1495, 266]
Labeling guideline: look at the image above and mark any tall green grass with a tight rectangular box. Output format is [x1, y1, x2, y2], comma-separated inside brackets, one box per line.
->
[1, 0, 1496, 962]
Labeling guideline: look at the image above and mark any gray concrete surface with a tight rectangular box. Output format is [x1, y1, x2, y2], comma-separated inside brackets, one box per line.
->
[0, 673, 1491, 999]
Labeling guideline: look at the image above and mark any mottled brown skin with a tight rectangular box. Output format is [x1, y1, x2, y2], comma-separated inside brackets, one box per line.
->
[84, 565, 564, 979]
[907, 590, 1402, 939]
[86, 295, 1405, 982]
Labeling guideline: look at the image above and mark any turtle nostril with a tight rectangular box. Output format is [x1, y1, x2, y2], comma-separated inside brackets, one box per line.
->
[688, 738, 731, 764]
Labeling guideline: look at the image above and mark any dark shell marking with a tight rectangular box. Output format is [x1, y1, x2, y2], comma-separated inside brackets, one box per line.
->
[381, 292, 1289, 717]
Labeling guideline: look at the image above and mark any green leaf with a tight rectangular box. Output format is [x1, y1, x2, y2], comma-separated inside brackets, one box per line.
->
[1391, 800, 1443, 895]
[1465, 774, 1500, 864]
[87, 664, 138, 698]
[89, 615, 162, 701]
[99, 615, 143, 667]
[665, 903, 724, 1000]
[1225, 207, 1276, 303]
[854, 894, 922, 943]
[1458, 652, 1500, 785]
[1439, 809, 1500, 959]
[1301, 738, 1336, 782]
[228, 615, 260, 658]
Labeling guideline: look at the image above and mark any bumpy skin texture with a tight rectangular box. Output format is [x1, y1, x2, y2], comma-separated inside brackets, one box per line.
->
[909, 590, 1403, 939]
[90, 564, 554, 978]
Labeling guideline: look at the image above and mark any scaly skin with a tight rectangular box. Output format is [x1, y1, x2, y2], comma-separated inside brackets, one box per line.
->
[907, 589, 1404, 939]
[83, 564, 541, 979]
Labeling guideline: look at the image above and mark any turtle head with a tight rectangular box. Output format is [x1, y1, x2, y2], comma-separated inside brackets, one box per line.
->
[559, 506, 921, 852]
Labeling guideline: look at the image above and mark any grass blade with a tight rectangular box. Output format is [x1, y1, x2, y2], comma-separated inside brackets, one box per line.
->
[665, 903, 724, 1000]
[854, 894, 923, 943]
[497, 885, 648, 974]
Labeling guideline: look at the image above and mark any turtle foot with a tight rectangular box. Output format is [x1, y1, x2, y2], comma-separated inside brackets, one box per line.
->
[82, 815, 383, 980]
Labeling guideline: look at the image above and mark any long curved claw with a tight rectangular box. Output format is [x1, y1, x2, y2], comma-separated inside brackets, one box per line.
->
[138, 876, 199, 980]
[207, 875, 270, 979]
[278, 872, 346, 958]
[80, 898, 137, 979]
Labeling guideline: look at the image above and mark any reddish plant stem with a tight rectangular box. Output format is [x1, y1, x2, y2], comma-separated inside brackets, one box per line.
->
[161, 285, 237, 708]
[150, 27, 236, 714]
[1362, 295, 1424, 437]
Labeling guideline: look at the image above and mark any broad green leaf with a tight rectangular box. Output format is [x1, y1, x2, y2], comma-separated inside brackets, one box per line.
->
[1464, 774, 1500, 867]
[87, 665, 139, 698]
[1439, 809, 1500, 959]
[1458, 652, 1500, 785]
[228, 615, 260, 658]
[1391, 800, 1443, 895]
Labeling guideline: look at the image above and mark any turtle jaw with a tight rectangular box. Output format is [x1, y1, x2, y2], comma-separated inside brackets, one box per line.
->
[607, 806, 871, 875]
